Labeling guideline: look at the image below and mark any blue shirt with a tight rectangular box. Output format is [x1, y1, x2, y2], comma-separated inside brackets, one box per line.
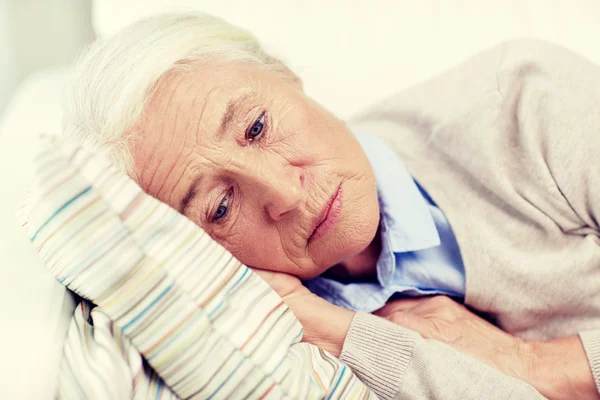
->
[304, 132, 465, 312]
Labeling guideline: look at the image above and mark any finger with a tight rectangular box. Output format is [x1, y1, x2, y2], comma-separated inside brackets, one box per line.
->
[250, 267, 303, 299]
[250, 268, 287, 294]
[374, 297, 430, 317]
[250, 267, 275, 281]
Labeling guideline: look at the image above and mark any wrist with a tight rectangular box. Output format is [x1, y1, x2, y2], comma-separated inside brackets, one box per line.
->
[525, 337, 599, 400]
[310, 301, 355, 357]
[288, 294, 355, 357]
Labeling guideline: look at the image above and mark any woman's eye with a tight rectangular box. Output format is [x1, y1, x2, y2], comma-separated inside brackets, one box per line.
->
[212, 193, 229, 222]
[247, 113, 265, 141]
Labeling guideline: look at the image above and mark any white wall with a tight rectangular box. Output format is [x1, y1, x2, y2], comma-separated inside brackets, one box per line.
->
[0, 1, 18, 113]
[92, 0, 600, 120]
[0, 0, 94, 115]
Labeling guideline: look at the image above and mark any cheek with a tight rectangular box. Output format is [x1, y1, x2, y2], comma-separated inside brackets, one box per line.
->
[271, 101, 326, 158]
[211, 209, 287, 270]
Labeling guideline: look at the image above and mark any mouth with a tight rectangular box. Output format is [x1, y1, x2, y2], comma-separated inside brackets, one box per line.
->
[308, 183, 343, 242]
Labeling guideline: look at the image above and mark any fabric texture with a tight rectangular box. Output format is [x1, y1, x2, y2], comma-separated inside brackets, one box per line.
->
[581, 331, 600, 393]
[351, 38, 600, 395]
[305, 131, 465, 313]
[19, 136, 376, 400]
[341, 313, 545, 400]
[340, 313, 415, 399]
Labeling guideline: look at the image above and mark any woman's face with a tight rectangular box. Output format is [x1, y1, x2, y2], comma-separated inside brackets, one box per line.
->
[132, 60, 379, 279]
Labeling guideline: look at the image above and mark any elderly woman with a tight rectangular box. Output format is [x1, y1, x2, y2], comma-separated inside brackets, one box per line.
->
[64, 13, 599, 399]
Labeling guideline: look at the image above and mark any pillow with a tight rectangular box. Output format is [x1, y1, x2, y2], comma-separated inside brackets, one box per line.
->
[19, 135, 375, 399]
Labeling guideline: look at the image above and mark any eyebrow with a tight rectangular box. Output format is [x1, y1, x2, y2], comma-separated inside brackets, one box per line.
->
[180, 176, 201, 215]
[219, 92, 252, 137]
[181, 93, 251, 215]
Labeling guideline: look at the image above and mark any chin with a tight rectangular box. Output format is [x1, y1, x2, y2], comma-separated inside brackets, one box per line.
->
[348, 191, 381, 256]
[313, 209, 380, 279]
[307, 176, 380, 280]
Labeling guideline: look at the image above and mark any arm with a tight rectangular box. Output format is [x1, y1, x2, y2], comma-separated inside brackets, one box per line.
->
[259, 271, 546, 400]
[375, 296, 597, 400]
[528, 335, 599, 400]
[495, 39, 600, 398]
[342, 312, 546, 400]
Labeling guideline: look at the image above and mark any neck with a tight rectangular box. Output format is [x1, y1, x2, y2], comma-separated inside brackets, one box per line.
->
[324, 228, 381, 282]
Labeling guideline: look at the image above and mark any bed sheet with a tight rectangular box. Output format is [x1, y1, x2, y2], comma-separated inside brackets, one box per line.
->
[0, 67, 77, 400]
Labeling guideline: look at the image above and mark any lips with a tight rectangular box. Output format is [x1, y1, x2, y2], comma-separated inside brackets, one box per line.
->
[309, 184, 343, 242]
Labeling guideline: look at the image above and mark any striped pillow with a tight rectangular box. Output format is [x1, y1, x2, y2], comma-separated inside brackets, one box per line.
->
[19, 135, 375, 399]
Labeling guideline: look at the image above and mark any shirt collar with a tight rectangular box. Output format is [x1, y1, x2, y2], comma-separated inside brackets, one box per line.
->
[354, 132, 440, 285]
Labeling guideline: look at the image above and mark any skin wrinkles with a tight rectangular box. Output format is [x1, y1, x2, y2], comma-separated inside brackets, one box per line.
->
[158, 81, 208, 196]
[152, 90, 205, 202]
[154, 79, 203, 196]
[142, 73, 188, 193]
[180, 173, 200, 215]
[132, 60, 381, 280]
[179, 89, 250, 211]
[220, 92, 253, 137]
[172, 154, 197, 211]
[194, 86, 220, 145]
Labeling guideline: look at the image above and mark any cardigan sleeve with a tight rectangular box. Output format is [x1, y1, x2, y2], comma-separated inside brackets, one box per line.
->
[496, 38, 600, 396]
[581, 331, 600, 397]
[340, 312, 546, 400]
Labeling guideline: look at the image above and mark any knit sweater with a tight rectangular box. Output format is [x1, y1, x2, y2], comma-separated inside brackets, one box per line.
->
[342, 312, 546, 400]
[342, 39, 600, 398]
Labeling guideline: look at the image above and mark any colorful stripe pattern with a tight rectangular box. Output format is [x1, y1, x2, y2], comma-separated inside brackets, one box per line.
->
[19, 135, 376, 400]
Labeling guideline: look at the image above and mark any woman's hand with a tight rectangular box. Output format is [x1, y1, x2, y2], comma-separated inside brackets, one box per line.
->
[252, 268, 355, 357]
[375, 296, 599, 400]
[375, 296, 527, 376]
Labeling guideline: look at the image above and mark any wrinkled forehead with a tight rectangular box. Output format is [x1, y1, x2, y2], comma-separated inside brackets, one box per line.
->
[146, 64, 250, 125]
[129, 62, 267, 193]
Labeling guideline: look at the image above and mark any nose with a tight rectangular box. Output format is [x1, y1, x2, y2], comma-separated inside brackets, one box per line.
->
[259, 163, 305, 221]
[266, 180, 304, 220]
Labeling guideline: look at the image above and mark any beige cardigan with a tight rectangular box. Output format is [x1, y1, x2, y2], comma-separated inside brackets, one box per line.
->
[340, 39, 600, 398]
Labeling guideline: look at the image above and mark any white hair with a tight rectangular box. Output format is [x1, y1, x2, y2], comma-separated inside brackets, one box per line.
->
[63, 12, 287, 177]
